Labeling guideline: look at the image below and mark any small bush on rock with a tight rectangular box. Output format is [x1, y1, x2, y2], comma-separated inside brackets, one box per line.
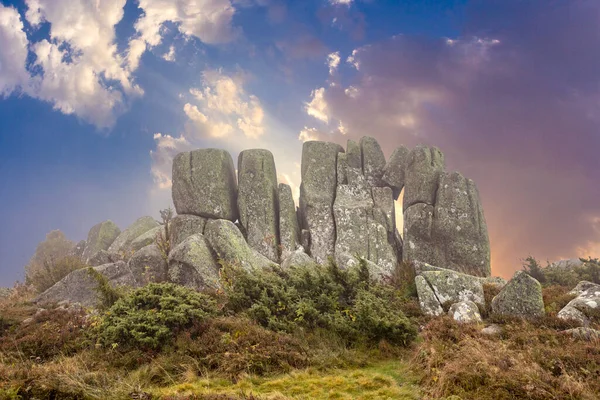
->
[96, 283, 217, 350]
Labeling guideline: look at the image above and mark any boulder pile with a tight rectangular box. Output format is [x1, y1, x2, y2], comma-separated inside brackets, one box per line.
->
[36, 137, 494, 307]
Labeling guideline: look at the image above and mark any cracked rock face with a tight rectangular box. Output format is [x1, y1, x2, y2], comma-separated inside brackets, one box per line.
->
[237, 149, 279, 262]
[299, 141, 344, 263]
[416, 275, 444, 316]
[172, 149, 238, 220]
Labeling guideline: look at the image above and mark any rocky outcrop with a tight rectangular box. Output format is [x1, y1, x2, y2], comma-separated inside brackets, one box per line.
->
[448, 301, 482, 324]
[491, 271, 544, 319]
[169, 214, 207, 248]
[108, 216, 159, 255]
[129, 244, 167, 283]
[299, 141, 344, 263]
[35, 261, 139, 307]
[130, 226, 162, 253]
[205, 219, 275, 271]
[88, 249, 122, 267]
[172, 149, 238, 220]
[279, 183, 300, 259]
[168, 234, 220, 290]
[360, 136, 386, 187]
[238, 149, 279, 262]
[558, 281, 600, 326]
[382, 145, 409, 199]
[81, 221, 121, 262]
[403, 145, 445, 208]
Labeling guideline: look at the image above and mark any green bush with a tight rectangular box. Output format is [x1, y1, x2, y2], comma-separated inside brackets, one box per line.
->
[524, 256, 600, 287]
[221, 259, 417, 346]
[96, 283, 218, 350]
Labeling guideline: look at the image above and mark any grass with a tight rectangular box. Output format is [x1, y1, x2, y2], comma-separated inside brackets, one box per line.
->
[153, 360, 421, 400]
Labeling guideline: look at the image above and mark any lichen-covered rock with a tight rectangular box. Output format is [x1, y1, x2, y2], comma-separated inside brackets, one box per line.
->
[130, 226, 162, 253]
[403, 203, 436, 265]
[448, 301, 482, 324]
[129, 244, 167, 283]
[204, 219, 275, 271]
[491, 271, 544, 318]
[81, 220, 121, 262]
[168, 234, 220, 290]
[563, 327, 600, 341]
[238, 149, 279, 262]
[403, 145, 444, 208]
[281, 248, 316, 269]
[35, 261, 139, 307]
[558, 281, 600, 326]
[415, 275, 443, 316]
[369, 187, 399, 273]
[88, 249, 122, 267]
[170, 214, 207, 248]
[172, 148, 238, 220]
[299, 141, 344, 263]
[413, 261, 504, 288]
[360, 136, 386, 187]
[346, 139, 362, 169]
[481, 324, 503, 335]
[382, 145, 410, 199]
[420, 269, 485, 309]
[108, 216, 159, 255]
[70, 240, 86, 259]
[432, 172, 490, 277]
[337, 153, 348, 185]
[279, 183, 300, 259]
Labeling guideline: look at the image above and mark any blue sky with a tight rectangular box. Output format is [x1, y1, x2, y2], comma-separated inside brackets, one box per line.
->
[1, 0, 599, 285]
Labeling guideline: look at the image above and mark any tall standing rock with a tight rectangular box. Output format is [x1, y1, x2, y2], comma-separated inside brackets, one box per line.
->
[172, 149, 238, 221]
[237, 149, 279, 262]
[382, 145, 410, 199]
[360, 136, 386, 187]
[403, 203, 436, 266]
[433, 172, 491, 276]
[108, 216, 159, 255]
[299, 141, 344, 263]
[403, 145, 445, 209]
[279, 183, 300, 259]
[82, 221, 121, 262]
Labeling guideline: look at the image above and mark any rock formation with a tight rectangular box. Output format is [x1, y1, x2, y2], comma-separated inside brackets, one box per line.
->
[558, 281, 600, 326]
[491, 271, 545, 319]
[37, 137, 495, 308]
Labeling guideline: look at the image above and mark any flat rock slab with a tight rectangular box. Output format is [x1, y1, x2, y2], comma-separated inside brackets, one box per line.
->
[172, 149, 238, 220]
[491, 271, 544, 319]
[35, 262, 139, 308]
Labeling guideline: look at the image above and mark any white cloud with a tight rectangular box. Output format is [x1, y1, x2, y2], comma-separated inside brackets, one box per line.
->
[305, 87, 330, 123]
[162, 45, 176, 62]
[330, 0, 353, 5]
[150, 133, 192, 189]
[327, 51, 341, 75]
[0, 5, 29, 96]
[298, 126, 321, 142]
[135, 0, 237, 47]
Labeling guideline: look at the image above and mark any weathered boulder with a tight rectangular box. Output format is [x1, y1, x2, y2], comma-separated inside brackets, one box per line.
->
[35, 261, 139, 307]
[382, 145, 410, 199]
[403, 145, 444, 208]
[281, 248, 316, 269]
[360, 136, 386, 187]
[415, 275, 443, 316]
[448, 301, 482, 324]
[420, 269, 485, 309]
[108, 216, 159, 255]
[129, 244, 167, 283]
[81, 221, 121, 262]
[168, 234, 220, 290]
[563, 327, 600, 341]
[129, 225, 162, 253]
[491, 271, 544, 318]
[204, 219, 275, 271]
[432, 172, 491, 276]
[279, 183, 300, 259]
[170, 214, 206, 248]
[88, 249, 122, 267]
[172, 149, 238, 220]
[238, 149, 279, 262]
[481, 324, 503, 336]
[413, 261, 504, 288]
[70, 240, 86, 259]
[558, 281, 600, 326]
[299, 141, 344, 263]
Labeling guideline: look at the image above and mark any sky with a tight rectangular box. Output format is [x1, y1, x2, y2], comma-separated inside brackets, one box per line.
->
[1, 0, 599, 286]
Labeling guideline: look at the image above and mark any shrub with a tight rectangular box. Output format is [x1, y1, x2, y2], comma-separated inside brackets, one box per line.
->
[86, 267, 124, 310]
[26, 255, 88, 294]
[221, 259, 417, 347]
[96, 283, 218, 350]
